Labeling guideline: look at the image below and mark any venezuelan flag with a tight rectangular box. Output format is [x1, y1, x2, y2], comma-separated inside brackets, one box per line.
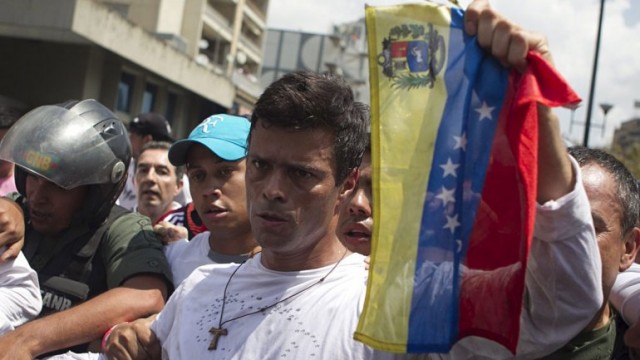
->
[355, 2, 580, 354]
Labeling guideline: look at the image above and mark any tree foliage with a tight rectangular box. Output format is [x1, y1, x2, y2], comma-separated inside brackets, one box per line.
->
[607, 142, 640, 179]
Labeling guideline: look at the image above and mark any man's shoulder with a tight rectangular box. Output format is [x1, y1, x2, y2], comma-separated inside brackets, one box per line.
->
[99, 206, 161, 255]
[106, 207, 153, 233]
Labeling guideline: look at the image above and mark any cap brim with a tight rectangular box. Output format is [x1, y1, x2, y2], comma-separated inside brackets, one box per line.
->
[168, 138, 247, 166]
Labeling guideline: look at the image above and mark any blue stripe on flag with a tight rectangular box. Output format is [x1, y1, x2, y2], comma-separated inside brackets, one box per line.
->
[407, 7, 508, 352]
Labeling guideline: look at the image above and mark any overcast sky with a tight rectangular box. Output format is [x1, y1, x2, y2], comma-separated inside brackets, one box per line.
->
[266, 0, 640, 148]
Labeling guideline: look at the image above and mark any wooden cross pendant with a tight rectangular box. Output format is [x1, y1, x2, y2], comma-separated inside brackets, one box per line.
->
[208, 326, 228, 350]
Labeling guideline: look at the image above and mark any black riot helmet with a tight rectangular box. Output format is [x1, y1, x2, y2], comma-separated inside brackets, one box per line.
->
[0, 99, 131, 227]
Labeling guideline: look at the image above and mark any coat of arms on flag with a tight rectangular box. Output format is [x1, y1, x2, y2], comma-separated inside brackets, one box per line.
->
[376, 23, 446, 89]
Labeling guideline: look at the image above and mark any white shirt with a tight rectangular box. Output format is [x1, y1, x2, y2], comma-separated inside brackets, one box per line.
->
[153, 253, 376, 360]
[611, 262, 640, 324]
[0, 249, 42, 335]
[164, 232, 251, 287]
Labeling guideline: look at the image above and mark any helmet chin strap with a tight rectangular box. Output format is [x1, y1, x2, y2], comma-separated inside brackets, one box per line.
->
[85, 175, 127, 229]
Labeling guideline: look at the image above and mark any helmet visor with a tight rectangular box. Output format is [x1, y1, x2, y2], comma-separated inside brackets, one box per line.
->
[0, 105, 125, 189]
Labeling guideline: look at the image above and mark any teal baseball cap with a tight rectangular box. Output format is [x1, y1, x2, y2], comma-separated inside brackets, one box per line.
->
[168, 114, 250, 166]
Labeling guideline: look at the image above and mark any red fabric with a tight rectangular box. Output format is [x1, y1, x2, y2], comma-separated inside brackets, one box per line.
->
[458, 52, 581, 353]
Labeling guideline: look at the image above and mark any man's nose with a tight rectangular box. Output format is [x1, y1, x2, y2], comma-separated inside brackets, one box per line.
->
[262, 171, 286, 202]
[348, 189, 371, 217]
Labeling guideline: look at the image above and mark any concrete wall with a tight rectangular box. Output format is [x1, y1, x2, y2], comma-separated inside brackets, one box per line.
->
[0, 37, 89, 108]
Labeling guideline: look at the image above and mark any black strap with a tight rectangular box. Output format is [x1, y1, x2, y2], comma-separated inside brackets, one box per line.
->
[64, 206, 129, 283]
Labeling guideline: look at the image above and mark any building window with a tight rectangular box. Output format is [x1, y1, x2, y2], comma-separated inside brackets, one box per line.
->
[141, 83, 158, 113]
[116, 72, 135, 113]
[165, 92, 178, 123]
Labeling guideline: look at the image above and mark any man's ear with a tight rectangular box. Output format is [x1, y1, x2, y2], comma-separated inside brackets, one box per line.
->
[338, 168, 359, 202]
[621, 227, 640, 272]
[176, 177, 184, 192]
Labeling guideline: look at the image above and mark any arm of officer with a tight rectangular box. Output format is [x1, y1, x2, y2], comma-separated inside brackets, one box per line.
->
[0, 198, 25, 262]
[0, 275, 166, 360]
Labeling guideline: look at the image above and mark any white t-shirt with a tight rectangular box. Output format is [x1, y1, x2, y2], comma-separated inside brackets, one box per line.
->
[153, 253, 376, 360]
[164, 232, 251, 287]
[0, 249, 42, 335]
[151, 158, 602, 359]
[611, 262, 640, 324]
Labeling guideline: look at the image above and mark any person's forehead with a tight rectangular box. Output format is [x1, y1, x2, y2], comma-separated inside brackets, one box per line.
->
[138, 148, 172, 166]
[249, 125, 334, 153]
[582, 164, 622, 213]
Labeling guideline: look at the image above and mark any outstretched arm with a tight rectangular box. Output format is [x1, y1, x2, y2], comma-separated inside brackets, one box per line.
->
[0, 275, 167, 360]
[459, 1, 599, 358]
[465, 0, 575, 203]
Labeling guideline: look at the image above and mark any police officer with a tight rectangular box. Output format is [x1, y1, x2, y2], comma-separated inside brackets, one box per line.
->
[0, 99, 172, 358]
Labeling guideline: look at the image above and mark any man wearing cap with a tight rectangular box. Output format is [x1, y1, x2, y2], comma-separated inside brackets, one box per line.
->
[118, 113, 192, 211]
[159, 113, 259, 286]
[99, 114, 258, 358]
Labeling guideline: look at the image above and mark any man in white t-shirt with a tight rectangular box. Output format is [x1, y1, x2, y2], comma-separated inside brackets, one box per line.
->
[160, 113, 259, 286]
[102, 2, 603, 359]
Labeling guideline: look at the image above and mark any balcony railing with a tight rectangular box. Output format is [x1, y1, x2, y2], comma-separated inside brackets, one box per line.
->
[204, 4, 232, 29]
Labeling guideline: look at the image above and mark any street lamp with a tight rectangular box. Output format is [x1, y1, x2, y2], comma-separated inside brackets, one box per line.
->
[600, 103, 613, 140]
[600, 103, 613, 119]
[583, 0, 607, 148]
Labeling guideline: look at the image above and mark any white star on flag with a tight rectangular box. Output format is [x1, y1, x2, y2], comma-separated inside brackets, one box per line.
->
[436, 186, 455, 205]
[444, 214, 461, 234]
[453, 133, 467, 151]
[440, 158, 459, 178]
[475, 101, 495, 121]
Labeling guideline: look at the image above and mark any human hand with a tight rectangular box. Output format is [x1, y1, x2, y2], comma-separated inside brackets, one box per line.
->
[464, 0, 553, 71]
[0, 198, 25, 262]
[153, 221, 187, 245]
[103, 316, 160, 360]
[0, 331, 35, 360]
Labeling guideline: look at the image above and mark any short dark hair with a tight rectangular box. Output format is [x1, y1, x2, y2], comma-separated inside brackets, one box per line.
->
[569, 146, 640, 233]
[250, 71, 368, 185]
[138, 141, 184, 185]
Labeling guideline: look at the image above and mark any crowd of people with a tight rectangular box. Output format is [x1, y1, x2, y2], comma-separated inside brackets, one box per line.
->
[0, 0, 639, 359]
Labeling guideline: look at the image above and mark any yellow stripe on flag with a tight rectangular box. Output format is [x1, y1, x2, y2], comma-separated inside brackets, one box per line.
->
[355, 3, 453, 352]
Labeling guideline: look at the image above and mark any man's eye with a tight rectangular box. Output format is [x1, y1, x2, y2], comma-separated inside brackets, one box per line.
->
[189, 172, 205, 182]
[218, 168, 233, 177]
[292, 169, 312, 179]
